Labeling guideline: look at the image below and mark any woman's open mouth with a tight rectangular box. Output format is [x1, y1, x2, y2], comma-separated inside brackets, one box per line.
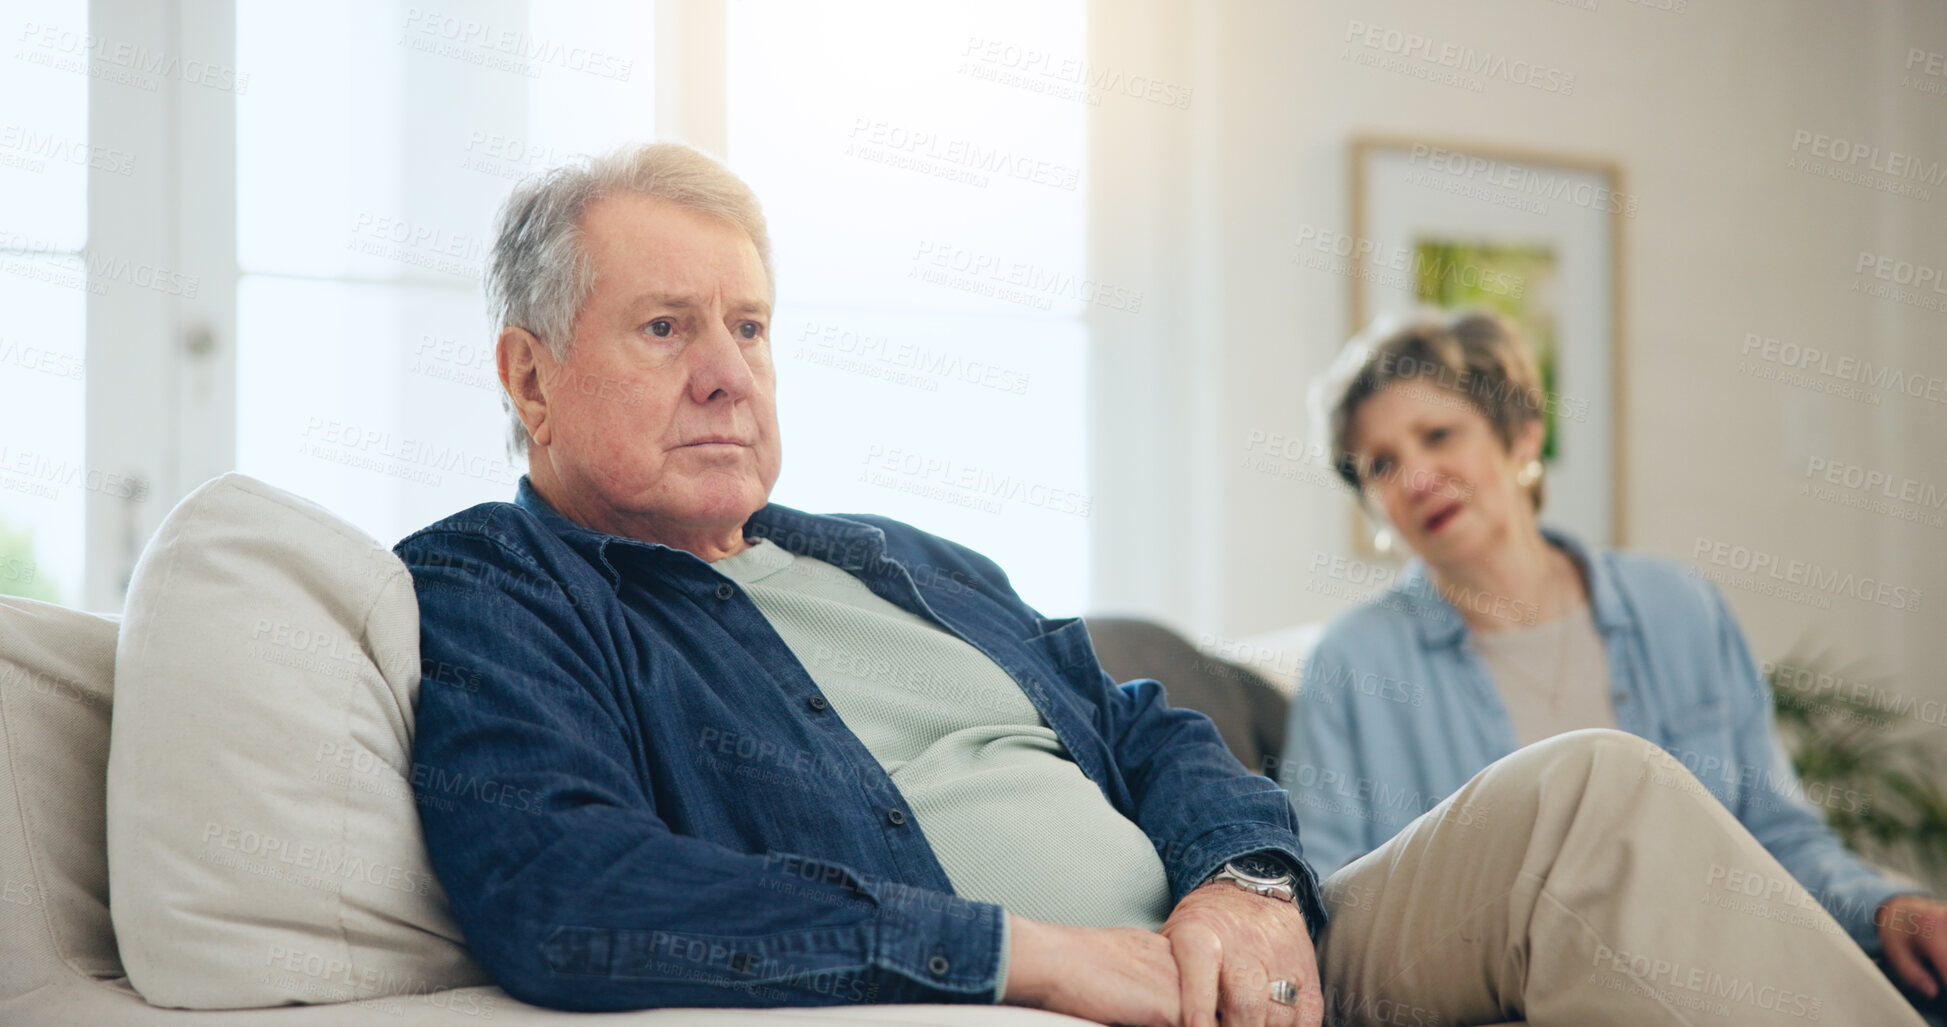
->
[1423, 502, 1462, 534]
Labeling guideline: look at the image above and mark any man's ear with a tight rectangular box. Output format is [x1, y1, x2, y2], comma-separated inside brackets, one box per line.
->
[499, 327, 556, 450]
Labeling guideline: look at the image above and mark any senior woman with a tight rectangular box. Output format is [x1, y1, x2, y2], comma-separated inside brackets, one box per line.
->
[1281, 309, 1947, 1003]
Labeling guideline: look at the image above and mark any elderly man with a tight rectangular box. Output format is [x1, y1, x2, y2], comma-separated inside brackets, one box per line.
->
[398, 142, 1926, 1027]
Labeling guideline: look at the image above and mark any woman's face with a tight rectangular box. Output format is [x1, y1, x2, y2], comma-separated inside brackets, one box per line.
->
[1348, 379, 1542, 566]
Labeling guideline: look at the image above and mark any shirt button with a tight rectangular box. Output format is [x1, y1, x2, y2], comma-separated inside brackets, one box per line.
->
[886, 809, 907, 826]
[808, 695, 829, 712]
[927, 954, 950, 976]
[714, 583, 735, 600]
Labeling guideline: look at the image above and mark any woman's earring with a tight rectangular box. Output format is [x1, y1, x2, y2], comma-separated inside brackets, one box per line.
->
[1516, 459, 1543, 488]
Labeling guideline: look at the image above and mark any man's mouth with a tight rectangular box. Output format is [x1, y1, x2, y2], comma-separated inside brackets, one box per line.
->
[1423, 502, 1462, 534]
[679, 436, 748, 448]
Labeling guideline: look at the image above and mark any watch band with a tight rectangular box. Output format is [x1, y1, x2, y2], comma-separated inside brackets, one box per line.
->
[1203, 853, 1300, 905]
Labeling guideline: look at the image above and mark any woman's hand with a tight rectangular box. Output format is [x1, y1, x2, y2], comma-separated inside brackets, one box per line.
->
[1878, 894, 1947, 1002]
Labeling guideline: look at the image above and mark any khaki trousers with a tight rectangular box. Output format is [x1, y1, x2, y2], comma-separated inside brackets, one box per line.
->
[1314, 729, 1922, 1026]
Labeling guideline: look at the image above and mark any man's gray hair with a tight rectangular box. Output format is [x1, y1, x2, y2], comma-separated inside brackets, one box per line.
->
[486, 141, 774, 457]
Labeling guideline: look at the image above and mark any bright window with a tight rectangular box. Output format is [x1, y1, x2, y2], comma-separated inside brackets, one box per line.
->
[233, 0, 654, 548]
[728, 0, 1090, 614]
[228, 0, 1089, 614]
[0, 0, 89, 605]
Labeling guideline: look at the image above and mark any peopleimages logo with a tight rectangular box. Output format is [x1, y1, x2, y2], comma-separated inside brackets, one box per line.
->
[1406, 145, 1639, 216]
[911, 240, 1143, 314]
[1790, 130, 1946, 185]
[859, 444, 1092, 518]
[1343, 20, 1576, 95]
[1292, 225, 1531, 301]
[1740, 332, 1947, 405]
[846, 118, 1080, 191]
[1804, 456, 1947, 509]
[399, 7, 634, 81]
[797, 320, 1031, 396]
[0, 124, 136, 176]
[959, 36, 1193, 109]
[1690, 537, 1921, 613]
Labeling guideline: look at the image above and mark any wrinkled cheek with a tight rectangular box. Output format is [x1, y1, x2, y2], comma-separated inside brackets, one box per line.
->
[583, 421, 664, 495]
[758, 445, 784, 491]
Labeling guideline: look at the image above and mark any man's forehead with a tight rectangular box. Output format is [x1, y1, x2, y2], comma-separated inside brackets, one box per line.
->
[581, 192, 743, 247]
[579, 194, 769, 299]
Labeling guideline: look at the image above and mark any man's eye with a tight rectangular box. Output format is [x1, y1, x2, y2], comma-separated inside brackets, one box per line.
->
[1427, 427, 1449, 444]
[737, 322, 762, 340]
[645, 319, 674, 338]
[1366, 458, 1393, 480]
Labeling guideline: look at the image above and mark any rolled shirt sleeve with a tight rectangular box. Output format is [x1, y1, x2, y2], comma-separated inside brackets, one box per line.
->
[1095, 667, 1329, 937]
[1706, 584, 1918, 953]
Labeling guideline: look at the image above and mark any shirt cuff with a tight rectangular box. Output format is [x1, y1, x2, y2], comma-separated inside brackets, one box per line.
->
[866, 880, 1009, 1003]
[992, 914, 1011, 1002]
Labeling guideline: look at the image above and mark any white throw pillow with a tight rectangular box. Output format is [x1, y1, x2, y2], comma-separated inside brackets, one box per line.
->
[107, 473, 488, 1008]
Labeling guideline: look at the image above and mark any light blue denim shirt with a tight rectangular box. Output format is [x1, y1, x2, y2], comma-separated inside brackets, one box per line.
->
[1281, 527, 1916, 954]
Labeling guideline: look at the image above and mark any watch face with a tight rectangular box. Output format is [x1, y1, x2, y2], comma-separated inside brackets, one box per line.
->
[1230, 855, 1293, 884]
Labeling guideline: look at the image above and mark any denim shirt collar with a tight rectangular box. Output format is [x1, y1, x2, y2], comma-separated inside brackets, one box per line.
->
[1390, 526, 1636, 648]
[513, 476, 891, 590]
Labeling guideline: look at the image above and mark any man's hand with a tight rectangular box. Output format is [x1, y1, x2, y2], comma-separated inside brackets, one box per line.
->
[1003, 914, 1183, 1027]
[1160, 882, 1322, 1027]
[1878, 894, 1947, 1002]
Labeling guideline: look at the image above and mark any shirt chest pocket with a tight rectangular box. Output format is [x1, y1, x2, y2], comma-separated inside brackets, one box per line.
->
[1658, 699, 1739, 804]
[1029, 616, 1100, 673]
[1020, 616, 1112, 725]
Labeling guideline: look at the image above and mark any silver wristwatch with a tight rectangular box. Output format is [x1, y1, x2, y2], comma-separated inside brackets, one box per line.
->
[1203, 854, 1299, 905]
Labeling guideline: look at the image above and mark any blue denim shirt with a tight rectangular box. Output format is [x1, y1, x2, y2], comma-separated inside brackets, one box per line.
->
[1280, 527, 1914, 954]
[398, 478, 1325, 1013]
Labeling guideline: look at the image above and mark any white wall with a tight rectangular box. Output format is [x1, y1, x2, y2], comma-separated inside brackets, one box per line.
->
[1088, 0, 1947, 718]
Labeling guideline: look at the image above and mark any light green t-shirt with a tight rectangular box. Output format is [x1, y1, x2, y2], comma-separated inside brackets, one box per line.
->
[711, 540, 1174, 956]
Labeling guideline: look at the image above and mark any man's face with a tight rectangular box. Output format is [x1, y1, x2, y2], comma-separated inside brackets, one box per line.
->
[523, 193, 780, 546]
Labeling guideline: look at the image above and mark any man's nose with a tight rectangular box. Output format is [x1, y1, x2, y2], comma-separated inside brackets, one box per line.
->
[687, 321, 757, 404]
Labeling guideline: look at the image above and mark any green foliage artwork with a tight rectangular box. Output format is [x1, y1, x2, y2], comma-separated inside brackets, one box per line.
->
[1412, 239, 1562, 461]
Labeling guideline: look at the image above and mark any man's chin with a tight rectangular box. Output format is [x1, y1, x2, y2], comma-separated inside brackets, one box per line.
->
[671, 474, 773, 522]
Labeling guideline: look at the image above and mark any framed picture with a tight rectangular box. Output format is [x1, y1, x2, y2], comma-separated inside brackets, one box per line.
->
[1347, 135, 1629, 553]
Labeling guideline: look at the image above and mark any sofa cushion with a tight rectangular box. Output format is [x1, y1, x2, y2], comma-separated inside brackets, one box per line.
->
[0, 596, 122, 999]
[1083, 617, 1290, 775]
[107, 473, 489, 1008]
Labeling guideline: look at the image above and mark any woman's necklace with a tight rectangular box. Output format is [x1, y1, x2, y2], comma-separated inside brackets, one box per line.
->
[1480, 553, 1587, 715]
[1509, 612, 1580, 715]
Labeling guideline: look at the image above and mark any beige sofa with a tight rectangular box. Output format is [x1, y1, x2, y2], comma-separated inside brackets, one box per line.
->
[0, 473, 1096, 1025]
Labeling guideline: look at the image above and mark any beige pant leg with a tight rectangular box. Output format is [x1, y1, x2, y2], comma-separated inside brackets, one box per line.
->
[1312, 728, 1921, 1027]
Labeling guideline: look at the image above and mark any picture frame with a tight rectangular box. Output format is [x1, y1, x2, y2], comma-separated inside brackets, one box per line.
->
[1346, 134, 1630, 554]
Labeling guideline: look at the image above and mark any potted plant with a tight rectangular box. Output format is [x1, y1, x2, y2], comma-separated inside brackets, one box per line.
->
[1768, 648, 1947, 896]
